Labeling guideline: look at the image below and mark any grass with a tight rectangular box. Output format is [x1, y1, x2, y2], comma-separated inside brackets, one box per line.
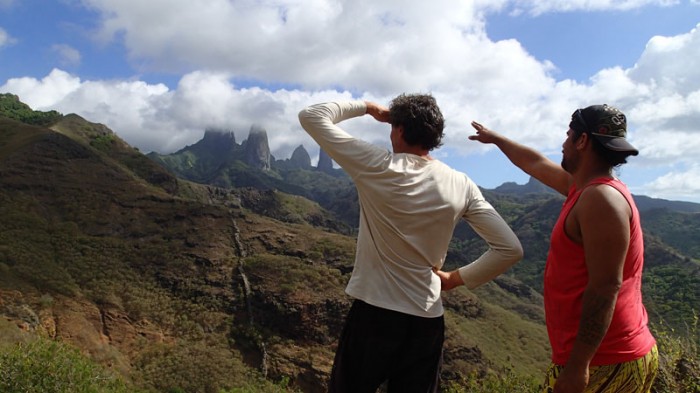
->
[651, 312, 700, 393]
[0, 334, 134, 393]
[441, 311, 700, 393]
[445, 298, 550, 381]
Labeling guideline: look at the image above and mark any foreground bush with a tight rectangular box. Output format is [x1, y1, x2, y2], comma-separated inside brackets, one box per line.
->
[0, 337, 132, 393]
[651, 314, 700, 393]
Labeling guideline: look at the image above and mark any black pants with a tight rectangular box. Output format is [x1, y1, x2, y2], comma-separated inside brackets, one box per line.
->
[328, 300, 444, 393]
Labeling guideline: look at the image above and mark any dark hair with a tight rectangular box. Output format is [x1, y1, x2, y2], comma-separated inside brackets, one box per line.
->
[389, 93, 444, 151]
[571, 127, 630, 167]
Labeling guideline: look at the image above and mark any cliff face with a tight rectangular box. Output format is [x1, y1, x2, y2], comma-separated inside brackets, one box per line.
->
[244, 124, 271, 171]
[200, 128, 237, 157]
[317, 149, 334, 174]
[290, 145, 312, 169]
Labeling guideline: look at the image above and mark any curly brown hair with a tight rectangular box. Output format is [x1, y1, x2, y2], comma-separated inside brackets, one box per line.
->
[389, 93, 445, 151]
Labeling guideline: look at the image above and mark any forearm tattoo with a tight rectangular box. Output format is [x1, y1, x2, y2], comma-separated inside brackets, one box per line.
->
[578, 292, 616, 347]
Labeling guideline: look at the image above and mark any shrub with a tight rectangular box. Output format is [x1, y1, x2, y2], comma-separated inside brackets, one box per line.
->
[0, 337, 133, 393]
[651, 312, 700, 393]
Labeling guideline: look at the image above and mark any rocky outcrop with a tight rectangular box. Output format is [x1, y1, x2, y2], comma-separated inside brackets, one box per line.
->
[316, 149, 334, 174]
[289, 145, 312, 169]
[244, 125, 271, 171]
[494, 176, 556, 195]
[200, 128, 237, 156]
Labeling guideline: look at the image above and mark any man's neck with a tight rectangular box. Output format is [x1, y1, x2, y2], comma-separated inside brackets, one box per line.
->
[395, 146, 431, 158]
[573, 167, 613, 189]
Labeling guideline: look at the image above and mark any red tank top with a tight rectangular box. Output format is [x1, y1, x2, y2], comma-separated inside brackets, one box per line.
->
[544, 177, 655, 366]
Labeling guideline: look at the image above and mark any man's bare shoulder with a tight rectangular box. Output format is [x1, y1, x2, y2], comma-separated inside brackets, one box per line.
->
[577, 183, 631, 219]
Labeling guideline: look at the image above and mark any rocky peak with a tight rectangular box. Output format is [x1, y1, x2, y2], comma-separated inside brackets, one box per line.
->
[244, 124, 271, 171]
[203, 128, 236, 143]
[317, 148, 334, 174]
[494, 176, 556, 195]
[289, 145, 312, 169]
[200, 128, 236, 154]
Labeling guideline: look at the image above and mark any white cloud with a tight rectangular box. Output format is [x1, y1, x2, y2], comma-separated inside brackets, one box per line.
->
[621, 26, 700, 164]
[643, 163, 700, 201]
[628, 24, 700, 95]
[1, 69, 83, 108]
[0, 27, 16, 48]
[51, 44, 82, 67]
[81, 0, 501, 94]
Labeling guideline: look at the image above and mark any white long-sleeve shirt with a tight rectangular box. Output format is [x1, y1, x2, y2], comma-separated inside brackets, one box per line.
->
[298, 100, 523, 318]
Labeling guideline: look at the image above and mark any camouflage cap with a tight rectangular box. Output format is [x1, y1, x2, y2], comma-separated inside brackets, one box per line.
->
[569, 104, 639, 156]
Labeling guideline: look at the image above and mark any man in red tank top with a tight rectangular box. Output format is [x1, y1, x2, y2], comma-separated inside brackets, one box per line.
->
[467, 105, 657, 392]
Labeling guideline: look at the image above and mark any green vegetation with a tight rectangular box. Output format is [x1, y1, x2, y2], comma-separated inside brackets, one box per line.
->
[0, 336, 133, 393]
[0, 328, 299, 393]
[133, 340, 266, 393]
[245, 254, 347, 295]
[643, 210, 700, 259]
[444, 294, 550, 380]
[3, 325, 695, 393]
[0, 93, 62, 126]
[645, 264, 700, 331]
[440, 317, 700, 393]
[443, 370, 541, 393]
[651, 314, 700, 393]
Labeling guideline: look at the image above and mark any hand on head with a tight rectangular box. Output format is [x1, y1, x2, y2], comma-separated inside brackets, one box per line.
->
[365, 101, 391, 123]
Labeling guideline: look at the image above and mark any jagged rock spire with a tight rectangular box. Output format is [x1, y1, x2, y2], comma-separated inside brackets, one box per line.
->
[200, 128, 237, 156]
[290, 145, 312, 169]
[317, 148, 334, 174]
[244, 124, 271, 171]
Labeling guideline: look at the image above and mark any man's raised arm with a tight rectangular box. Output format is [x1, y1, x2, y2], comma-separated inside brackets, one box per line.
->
[469, 121, 571, 196]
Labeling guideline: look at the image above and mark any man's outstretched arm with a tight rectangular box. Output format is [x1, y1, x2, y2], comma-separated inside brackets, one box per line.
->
[469, 121, 571, 196]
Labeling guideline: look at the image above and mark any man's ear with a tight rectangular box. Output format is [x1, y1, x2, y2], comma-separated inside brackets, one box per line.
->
[576, 132, 589, 150]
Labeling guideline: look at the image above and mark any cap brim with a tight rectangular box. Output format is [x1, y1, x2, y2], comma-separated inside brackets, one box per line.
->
[593, 134, 639, 156]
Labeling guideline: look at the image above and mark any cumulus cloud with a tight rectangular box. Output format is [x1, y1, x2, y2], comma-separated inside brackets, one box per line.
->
[81, 0, 544, 96]
[628, 25, 700, 95]
[644, 163, 700, 201]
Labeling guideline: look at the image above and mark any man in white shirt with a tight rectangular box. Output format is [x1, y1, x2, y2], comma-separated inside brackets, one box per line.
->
[298, 94, 523, 393]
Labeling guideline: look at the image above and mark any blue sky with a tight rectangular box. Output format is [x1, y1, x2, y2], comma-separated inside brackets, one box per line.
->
[1, 0, 700, 202]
